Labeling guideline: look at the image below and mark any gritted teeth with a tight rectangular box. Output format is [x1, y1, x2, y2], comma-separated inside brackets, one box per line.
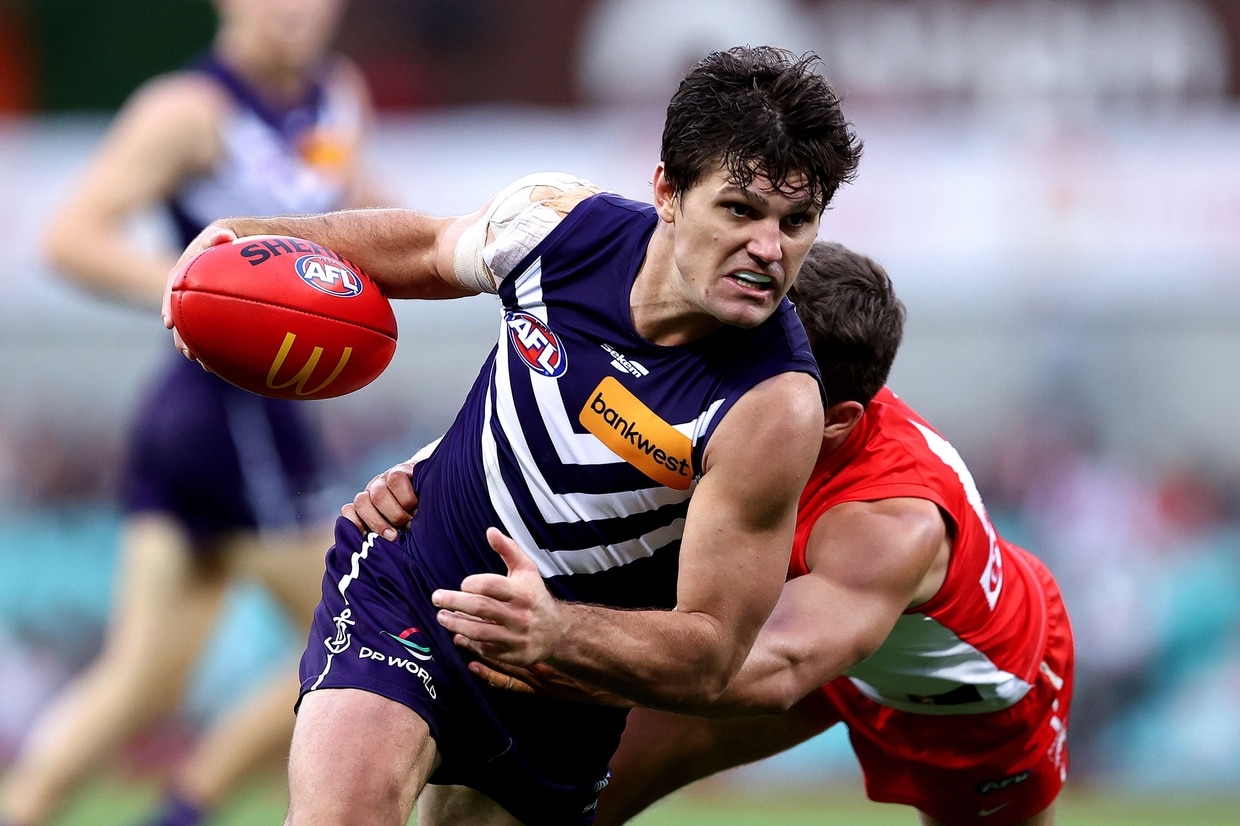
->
[733, 271, 773, 286]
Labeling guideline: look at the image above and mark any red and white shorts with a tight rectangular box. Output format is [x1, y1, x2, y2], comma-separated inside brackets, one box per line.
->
[801, 554, 1074, 825]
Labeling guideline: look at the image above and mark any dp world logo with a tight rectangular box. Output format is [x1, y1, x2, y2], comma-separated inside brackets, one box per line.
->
[296, 254, 363, 297]
[382, 628, 433, 661]
[506, 310, 567, 378]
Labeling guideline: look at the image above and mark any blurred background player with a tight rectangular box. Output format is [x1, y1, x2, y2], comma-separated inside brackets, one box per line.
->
[0, 1, 384, 825]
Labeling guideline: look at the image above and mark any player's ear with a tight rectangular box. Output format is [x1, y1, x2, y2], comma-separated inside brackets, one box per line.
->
[652, 163, 677, 222]
[823, 401, 864, 442]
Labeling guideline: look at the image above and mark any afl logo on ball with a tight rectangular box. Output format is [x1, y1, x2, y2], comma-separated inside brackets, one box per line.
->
[505, 310, 567, 378]
[296, 255, 363, 297]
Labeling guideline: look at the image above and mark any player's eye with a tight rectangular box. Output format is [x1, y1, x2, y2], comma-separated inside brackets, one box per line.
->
[783, 212, 815, 231]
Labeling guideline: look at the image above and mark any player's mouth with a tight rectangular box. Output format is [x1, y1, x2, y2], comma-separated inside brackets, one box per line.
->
[728, 270, 775, 292]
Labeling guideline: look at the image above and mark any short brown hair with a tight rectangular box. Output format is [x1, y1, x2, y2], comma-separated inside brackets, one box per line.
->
[661, 46, 862, 211]
[788, 242, 905, 406]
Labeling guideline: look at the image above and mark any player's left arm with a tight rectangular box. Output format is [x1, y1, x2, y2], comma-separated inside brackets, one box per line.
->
[434, 370, 824, 709]
[702, 495, 949, 715]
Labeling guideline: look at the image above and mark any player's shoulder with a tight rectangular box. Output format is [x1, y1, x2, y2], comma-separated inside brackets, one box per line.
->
[104, 71, 229, 166]
[317, 54, 375, 113]
[124, 70, 231, 126]
[477, 173, 603, 283]
[322, 53, 370, 93]
[723, 371, 824, 451]
[491, 172, 601, 220]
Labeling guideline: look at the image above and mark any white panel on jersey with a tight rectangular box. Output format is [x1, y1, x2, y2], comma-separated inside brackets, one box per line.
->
[911, 420, 1004, 611]
[481, 363, 690, 578]
[846, 612, 1032, 715]
[493, 337, 693, 522]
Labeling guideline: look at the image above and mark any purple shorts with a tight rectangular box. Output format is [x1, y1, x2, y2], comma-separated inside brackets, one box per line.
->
[298, 516, 625, 824]
[122, 356, 331, 544]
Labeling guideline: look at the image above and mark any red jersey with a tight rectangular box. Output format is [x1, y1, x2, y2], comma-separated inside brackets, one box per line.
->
[791, 387, 1049, 715]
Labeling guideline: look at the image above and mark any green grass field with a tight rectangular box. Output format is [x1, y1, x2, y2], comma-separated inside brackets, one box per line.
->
[45, 773, 1240, 825]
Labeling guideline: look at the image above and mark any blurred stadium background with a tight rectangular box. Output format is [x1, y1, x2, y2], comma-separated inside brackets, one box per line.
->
[2, 0, 1240, 822]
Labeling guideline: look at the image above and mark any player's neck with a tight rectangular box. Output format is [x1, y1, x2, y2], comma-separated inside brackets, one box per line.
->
[628, 261, 723, 348]
[214, 37, 315, 106]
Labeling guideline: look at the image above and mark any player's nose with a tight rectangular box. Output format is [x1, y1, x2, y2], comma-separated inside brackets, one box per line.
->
[746, 219, 783, 264]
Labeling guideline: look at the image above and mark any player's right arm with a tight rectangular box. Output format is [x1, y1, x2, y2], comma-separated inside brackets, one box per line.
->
[42, 73, 223, 308]
[161, 173, 598, 338]
[470, 495, 951, 712]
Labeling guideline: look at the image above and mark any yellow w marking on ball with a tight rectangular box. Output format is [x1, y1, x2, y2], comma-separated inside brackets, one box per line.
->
[266, 332, 353, 397]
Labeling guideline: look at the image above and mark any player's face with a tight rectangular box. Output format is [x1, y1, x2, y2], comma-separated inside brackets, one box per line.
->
[218, 0, 346, 69]
[657, 163, 821, 330]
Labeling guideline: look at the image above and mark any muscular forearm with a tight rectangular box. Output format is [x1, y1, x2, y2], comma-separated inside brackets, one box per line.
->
[698, 633, 859, 716]
[548, 603, 747, 709]
[692, 575, 892, 716]
[214, 209, 470, 300]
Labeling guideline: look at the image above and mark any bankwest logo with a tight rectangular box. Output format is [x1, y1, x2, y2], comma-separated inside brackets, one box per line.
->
[579, 376, 692, 489]
[506, 310, 566, 377]
[266, 332, 352, 396]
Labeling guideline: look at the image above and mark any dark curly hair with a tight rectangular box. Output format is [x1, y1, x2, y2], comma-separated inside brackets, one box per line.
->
[788, 242, 905, 406]
[661, 46, 863, 211]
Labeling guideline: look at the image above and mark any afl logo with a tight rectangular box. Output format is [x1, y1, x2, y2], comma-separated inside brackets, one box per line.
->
[505, 310, 567, 377]
[296, 254, 364, 297]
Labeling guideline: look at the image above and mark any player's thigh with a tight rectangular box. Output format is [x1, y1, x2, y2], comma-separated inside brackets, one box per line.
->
[417, 784, 522, 826]
[223, 524, 334, 626]
[286, 687, 439, 826]
[106, 513, 228, 676]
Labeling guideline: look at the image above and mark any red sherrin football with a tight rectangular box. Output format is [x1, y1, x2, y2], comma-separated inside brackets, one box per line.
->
[170, 235, 397, 400]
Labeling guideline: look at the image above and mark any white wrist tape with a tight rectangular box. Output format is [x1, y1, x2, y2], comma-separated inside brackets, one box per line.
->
[451, 171, 594, 293]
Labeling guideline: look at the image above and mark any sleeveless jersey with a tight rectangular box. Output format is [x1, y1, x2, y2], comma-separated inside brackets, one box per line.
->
[407, 193, 821, 608]
[792, 387, 1048, 714]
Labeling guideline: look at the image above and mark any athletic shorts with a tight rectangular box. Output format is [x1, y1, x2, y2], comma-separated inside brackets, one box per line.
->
[802, 552, 1073, 825]
[298, 517, 625, 825]
[122, 356, 329, 545]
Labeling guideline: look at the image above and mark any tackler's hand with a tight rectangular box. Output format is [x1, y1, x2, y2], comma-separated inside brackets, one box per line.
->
[467, 659, 635, 708]
[343, 460, 419, 540]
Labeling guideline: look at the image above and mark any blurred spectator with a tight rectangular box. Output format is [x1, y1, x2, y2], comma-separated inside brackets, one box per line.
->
[982, 394, 1240, 781]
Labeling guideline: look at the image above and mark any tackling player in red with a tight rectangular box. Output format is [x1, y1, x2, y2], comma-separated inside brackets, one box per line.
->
[593, 241, 1074, 826]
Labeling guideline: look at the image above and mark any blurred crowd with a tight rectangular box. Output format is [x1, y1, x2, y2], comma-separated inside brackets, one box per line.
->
[977, 400, 1240, 786]
[3, 0, 1239, 114]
